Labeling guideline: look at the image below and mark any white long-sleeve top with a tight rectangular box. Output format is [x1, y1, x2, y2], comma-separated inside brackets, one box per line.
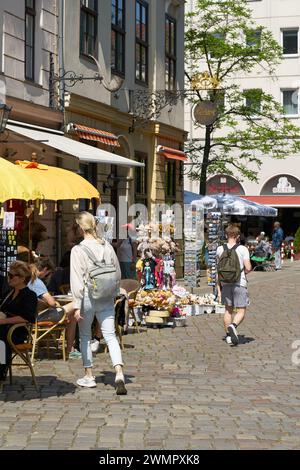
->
[70, 238, 121, 309]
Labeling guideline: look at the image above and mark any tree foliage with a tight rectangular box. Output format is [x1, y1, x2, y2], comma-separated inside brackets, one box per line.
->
[185, 0, 300, 194]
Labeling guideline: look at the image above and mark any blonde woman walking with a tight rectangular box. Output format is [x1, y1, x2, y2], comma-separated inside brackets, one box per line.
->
[70, 212, 126, 394]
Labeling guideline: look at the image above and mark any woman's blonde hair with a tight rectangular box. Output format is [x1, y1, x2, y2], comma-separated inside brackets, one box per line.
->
[75, 211, 103, 243]
[9, 261, 34, 283]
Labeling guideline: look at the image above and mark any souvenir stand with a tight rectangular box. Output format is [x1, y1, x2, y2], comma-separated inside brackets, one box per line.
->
[206, 212, 223, 288]
[184, 205, 204, 289]
[133, 208, 220, 326]
[134, 213, 184, 327]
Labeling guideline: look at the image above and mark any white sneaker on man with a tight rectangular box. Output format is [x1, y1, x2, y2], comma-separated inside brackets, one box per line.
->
[228, 324, 239, 345]
[225, 335, 232, 345]
[90, 338, 100, 353]
[76, 376, 96, 388]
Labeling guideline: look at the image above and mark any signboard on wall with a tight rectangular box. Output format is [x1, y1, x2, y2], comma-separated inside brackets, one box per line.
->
[261, 175, 300, 196]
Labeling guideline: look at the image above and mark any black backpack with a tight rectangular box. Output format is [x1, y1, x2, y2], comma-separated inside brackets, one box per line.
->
[217, 244, 242, 284]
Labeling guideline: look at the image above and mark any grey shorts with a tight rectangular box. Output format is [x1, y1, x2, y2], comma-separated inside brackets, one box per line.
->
[221, 284, 249, 308]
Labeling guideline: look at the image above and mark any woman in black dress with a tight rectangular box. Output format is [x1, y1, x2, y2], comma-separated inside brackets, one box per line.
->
[0, 261, 37, 382]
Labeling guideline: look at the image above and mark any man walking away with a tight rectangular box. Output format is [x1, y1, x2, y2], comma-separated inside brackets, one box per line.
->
[272, 222, 284, 270]
[217, 225, 252, 346]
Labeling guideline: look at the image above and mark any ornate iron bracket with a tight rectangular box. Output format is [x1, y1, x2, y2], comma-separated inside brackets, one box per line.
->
[128, 89, 191, 133]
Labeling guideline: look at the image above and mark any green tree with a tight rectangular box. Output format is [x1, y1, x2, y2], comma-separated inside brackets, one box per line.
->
[185, 0, 300, 195]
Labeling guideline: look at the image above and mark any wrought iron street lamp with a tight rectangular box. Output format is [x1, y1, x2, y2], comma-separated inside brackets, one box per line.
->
[0, 102, 12, 133]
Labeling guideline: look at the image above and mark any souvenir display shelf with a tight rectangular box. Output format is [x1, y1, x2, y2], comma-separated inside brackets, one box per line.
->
[206, 212, 222, 287]
[0, 229, 18, 278]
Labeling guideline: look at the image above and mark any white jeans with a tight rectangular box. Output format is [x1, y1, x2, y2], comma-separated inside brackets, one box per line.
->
[274, 249, 282, 269]
[79, 294, 123, 369]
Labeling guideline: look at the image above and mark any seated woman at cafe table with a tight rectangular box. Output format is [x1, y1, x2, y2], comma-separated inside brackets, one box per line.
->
[0, 261, 37, 383]
[28, 258, 57, 310]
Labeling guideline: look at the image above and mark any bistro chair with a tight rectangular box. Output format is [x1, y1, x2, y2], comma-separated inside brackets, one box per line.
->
[120, 279, 141, 333]
[7, 323, 39, 392]
[31, 307, 67, 364]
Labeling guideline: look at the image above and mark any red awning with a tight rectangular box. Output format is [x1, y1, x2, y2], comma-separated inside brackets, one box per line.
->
[69, 123, 120, 147]
[241, 195, 300, 207]
[157, 145, 187, 162]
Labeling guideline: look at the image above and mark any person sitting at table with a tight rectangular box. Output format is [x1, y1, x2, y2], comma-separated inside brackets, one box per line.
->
[254, 234, 272, 258]
[0, 261, 37, 383]
[28, 258, 57, 309]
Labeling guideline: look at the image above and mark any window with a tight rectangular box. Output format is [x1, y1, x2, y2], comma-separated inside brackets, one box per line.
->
[79, 162, 97, 212]
[111, 0, 125, 75]
[80, 0, 98, 57]
[244, 88, 262, 115]
[210, 32, 225, 59]
[282, 89, 299, 115]
[25, 0, 35, 81]
[246, 29, 261, 53]
[135, 152, 147, 204]
[165, 160, 176, 202]
[165, 15, 177, 91]
[282, 29, 298, 55]
[135, 1, 148, 84]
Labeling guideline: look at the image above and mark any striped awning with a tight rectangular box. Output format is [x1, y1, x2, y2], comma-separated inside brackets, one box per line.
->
[68, 123, 120, 147]
[157, 145, 187, 162]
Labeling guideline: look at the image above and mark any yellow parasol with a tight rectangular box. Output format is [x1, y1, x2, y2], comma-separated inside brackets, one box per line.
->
[14, 160, 100, 202]
[0, 157, 43, 203]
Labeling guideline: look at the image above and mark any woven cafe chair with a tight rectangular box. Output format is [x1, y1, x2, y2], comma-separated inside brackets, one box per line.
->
[31, 307, 67, 364]
[120, 279, 141, 333]
[7, 323, 39, 392]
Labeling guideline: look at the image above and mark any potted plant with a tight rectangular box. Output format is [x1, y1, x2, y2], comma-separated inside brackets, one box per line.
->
[293, 227, 300, 260]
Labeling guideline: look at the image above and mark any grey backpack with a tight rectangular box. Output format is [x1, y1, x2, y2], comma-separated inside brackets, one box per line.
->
[80, 243, 119, 300]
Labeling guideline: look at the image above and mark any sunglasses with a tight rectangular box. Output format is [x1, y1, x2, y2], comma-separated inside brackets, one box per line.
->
[8, 272, 19, 279]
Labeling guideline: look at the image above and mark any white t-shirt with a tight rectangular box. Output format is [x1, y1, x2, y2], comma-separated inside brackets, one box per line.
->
[216, 244, 250, 287]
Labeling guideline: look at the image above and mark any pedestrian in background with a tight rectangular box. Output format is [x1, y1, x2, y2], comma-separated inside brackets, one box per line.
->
[217, 225, 252, 346]
[272, 221, 284, 270]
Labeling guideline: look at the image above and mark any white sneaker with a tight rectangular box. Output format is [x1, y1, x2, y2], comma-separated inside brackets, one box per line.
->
[225, 335, 232, 345]
[76, 376, 96, 388]
[90, 338, 100, 353]
[228, 324, 239, 345]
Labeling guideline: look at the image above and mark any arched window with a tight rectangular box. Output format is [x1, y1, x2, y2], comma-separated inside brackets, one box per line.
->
[260, 175, 300, 195]
[207, 175, 245, 195]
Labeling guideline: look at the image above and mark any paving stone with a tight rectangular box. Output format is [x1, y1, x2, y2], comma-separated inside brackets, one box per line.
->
[1, 264, 300, 450]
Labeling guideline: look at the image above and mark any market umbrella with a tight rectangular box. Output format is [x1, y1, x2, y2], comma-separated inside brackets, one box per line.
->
[14, 160, 99, 201]
[190, 193, 278, 217]
[184, 191, 218, 209]
[0, 157, 43, 203]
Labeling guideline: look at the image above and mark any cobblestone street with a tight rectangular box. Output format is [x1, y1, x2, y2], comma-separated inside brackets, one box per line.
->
[1, 263, 300, 450]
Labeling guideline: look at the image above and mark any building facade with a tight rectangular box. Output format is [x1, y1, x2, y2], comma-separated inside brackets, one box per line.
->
[61, 0, 186, 270]
[0, 0, 186, 270]
[0, 0, 62, 260]
[185, 0, 300, 235]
